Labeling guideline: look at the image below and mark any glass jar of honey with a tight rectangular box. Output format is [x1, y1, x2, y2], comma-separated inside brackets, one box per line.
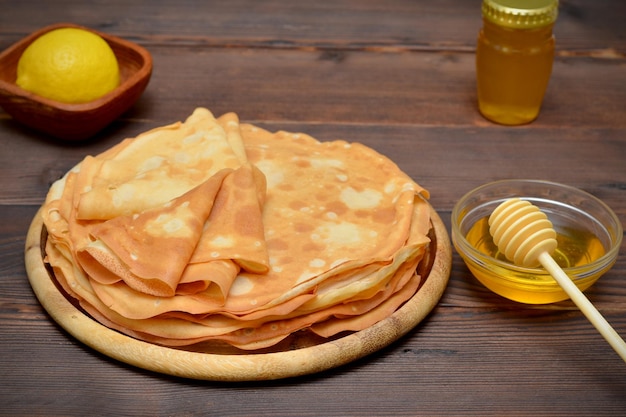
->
[476, 0, 559, 125]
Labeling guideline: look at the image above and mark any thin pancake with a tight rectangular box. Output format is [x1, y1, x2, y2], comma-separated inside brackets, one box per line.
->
[41, 107, 432, 350]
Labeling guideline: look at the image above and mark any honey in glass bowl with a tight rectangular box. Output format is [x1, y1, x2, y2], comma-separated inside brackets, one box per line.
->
[451, 180, 622, 304]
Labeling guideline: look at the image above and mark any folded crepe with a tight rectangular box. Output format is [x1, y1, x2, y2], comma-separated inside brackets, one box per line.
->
[42, 108, 432, 350]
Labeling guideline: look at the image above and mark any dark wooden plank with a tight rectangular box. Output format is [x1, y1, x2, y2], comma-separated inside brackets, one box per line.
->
[1, 0, 625, 54]
[3, 251, 626, 417]
[2, 294, 626, 416]
[3, 117, 626, 211]
[1, 47, 625, 205]
[3, 46, 623, 132]
[141, 48, 625, 128]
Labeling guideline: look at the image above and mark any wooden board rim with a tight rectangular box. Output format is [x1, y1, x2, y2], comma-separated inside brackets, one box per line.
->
[24, 204, 451, 381]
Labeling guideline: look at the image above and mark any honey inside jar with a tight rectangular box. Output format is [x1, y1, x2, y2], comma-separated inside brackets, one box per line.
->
[476, 0, 558, 125]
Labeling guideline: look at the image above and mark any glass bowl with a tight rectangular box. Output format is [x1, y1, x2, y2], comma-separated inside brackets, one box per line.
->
[451, 179, 622, 304]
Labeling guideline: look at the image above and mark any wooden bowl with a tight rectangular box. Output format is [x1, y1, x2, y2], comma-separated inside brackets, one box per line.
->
[0, 23, 152, 141]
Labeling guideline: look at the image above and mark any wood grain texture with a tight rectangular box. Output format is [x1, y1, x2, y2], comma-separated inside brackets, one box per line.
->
[1, 0, 625, 415]
[1, 0, 624, 53]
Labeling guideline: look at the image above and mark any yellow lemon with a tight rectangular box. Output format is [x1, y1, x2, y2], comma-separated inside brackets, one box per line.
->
[16, 27, 120, 104]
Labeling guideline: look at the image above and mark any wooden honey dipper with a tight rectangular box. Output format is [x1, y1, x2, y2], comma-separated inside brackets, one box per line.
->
[489, 198, 626, 362]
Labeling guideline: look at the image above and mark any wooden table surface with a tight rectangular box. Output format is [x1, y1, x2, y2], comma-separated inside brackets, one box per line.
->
[1, 1, 625, 416]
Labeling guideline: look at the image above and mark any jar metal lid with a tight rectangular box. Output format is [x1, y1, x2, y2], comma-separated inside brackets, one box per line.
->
[482, 0, 559, 29]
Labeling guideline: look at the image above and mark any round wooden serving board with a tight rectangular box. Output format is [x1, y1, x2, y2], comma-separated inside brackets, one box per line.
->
[25, 204, 451, 381]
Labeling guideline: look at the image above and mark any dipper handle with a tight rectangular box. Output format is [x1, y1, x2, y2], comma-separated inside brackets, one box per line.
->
[489, 198, 626, 362]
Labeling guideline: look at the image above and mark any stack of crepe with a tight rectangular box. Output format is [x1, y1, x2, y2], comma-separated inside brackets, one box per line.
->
[42, 108, 432, 350]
